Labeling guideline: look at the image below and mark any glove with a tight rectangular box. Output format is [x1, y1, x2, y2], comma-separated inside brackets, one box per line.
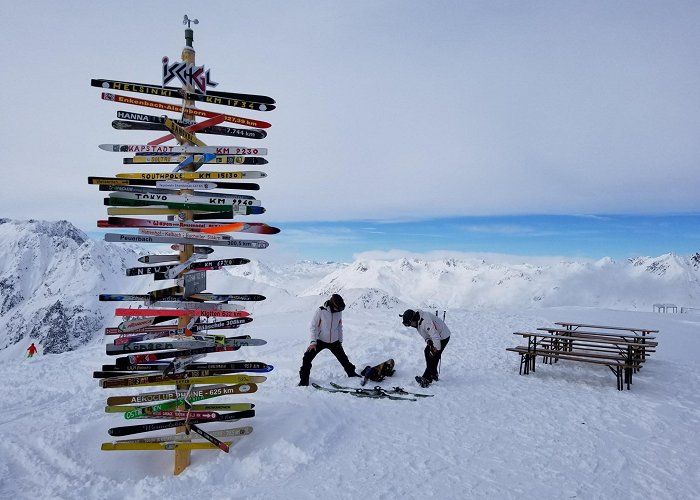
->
[427, 341, 438, 356]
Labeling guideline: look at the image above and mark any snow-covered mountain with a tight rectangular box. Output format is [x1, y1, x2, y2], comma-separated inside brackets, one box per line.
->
[1, 218, 699, 353]
[302, 253, 700, 310]
[0, 219, 139, 353]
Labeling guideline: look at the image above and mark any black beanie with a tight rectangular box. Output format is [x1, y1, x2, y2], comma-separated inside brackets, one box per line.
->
[401, 309, 415, 326]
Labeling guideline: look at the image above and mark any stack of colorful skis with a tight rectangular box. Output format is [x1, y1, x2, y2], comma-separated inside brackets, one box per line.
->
[89, 20, 277, 473]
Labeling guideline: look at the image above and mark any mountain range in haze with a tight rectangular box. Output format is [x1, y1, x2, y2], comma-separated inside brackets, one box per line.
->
[1, 219, 698, 353]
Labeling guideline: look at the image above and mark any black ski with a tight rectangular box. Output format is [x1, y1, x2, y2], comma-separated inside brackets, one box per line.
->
[311, 383, 416, 401]
[107, 409, 256, 437]
[125, 258, 250, 277]
[97, 185, 257, 200]
[189, 423, 230, 452]
[330, 382, 432, 398]
[92, 79, 276, 104]
[114, 345, 241, 368]
[94, 366, 268, 378]
[102, 361, 270, 372]
[113, 116, 266, 140]
[92, 79, 275, 110]
[99, 293, 266, 302]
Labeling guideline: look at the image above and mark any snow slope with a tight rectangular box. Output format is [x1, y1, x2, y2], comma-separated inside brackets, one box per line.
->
[0, 305, 698, 499]
[1, 219, 699, 499]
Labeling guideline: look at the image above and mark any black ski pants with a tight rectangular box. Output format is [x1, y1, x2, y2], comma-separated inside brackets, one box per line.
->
[422, 336, 450, 380]
[299, 340, 356, 384]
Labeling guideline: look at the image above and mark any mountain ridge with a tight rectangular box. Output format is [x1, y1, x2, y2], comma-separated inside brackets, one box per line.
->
[1, 219, 698, 353]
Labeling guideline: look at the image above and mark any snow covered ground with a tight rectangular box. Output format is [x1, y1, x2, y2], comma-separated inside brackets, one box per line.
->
[1, 304, 698, 499]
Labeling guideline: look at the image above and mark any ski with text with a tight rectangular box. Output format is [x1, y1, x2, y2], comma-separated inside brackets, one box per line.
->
[107, 409, 255, 436]
[104, 197, 264, 215]
[113, 119, 266, 139]
[100, 373, 266, 389]
[114, 425, 252, 443]
[89, 176, 261, 190]
[99, 144, 267, 155]
[92, 78, 275, 107]
[97, 185, 257, 202]
[123, 154, 267, 165]
[101, 93, 272, 128]
[104, 233, 269, 249]
[106, 384, 258, 406]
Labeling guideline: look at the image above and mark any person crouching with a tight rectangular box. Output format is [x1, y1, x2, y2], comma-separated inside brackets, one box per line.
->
[299, 294, 360, 386]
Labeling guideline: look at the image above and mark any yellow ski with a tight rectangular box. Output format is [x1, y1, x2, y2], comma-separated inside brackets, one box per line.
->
[115, 171, 266, 180]
[163, 117, 206, 147]
[105, 403, 254, 413]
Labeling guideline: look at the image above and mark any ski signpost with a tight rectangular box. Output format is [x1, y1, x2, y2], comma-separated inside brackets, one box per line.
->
[90, 16, 277, 475]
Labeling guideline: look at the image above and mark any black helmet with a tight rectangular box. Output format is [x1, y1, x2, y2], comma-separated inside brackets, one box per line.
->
[401, 309, 416, 326]
[329, 294, 345, 312]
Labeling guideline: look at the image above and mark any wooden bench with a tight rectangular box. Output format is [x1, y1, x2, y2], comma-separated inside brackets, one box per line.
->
[506, 345, 636, 390]
[507, 331, 652, 390]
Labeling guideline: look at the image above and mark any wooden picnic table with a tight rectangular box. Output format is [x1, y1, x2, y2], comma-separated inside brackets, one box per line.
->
[508, 330, 655, 390]
[540, 327, 658, 360]
[554, 322, 659, 335]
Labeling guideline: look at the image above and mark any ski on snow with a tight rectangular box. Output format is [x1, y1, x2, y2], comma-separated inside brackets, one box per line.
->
[311, 383, 417, 401]
[329, 382, 433, 398]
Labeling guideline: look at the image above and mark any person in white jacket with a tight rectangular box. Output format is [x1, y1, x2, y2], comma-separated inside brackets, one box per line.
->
[401, 309, 451, 388]
[298, 294, 360, 386]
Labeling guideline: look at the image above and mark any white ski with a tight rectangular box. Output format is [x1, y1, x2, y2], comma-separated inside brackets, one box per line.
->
[137, 228, 232, 242]
[109, 191, 261, 207]
[99, 144, 267, 155]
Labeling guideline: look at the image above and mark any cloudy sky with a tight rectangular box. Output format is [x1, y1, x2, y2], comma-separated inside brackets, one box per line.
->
[2, 1, 699, 260]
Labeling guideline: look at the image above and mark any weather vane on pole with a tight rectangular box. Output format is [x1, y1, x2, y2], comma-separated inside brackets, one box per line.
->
[183, 15, 199, 28]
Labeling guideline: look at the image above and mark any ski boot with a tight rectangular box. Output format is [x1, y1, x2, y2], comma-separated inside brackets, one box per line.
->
[415, 375, 431, 388]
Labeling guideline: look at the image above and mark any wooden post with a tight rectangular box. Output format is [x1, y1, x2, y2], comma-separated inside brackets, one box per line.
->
[174, 20, 198, 476]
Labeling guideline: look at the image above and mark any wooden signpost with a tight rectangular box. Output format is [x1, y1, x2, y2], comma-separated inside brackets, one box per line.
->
[90, 16, 277, 475]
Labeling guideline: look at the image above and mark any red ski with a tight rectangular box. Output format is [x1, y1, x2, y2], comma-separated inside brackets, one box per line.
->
[115, 308, 250, 318]
[148, 114, 225, 146]
[99, 217, 279, 234]
[101, 93, 272, 128]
